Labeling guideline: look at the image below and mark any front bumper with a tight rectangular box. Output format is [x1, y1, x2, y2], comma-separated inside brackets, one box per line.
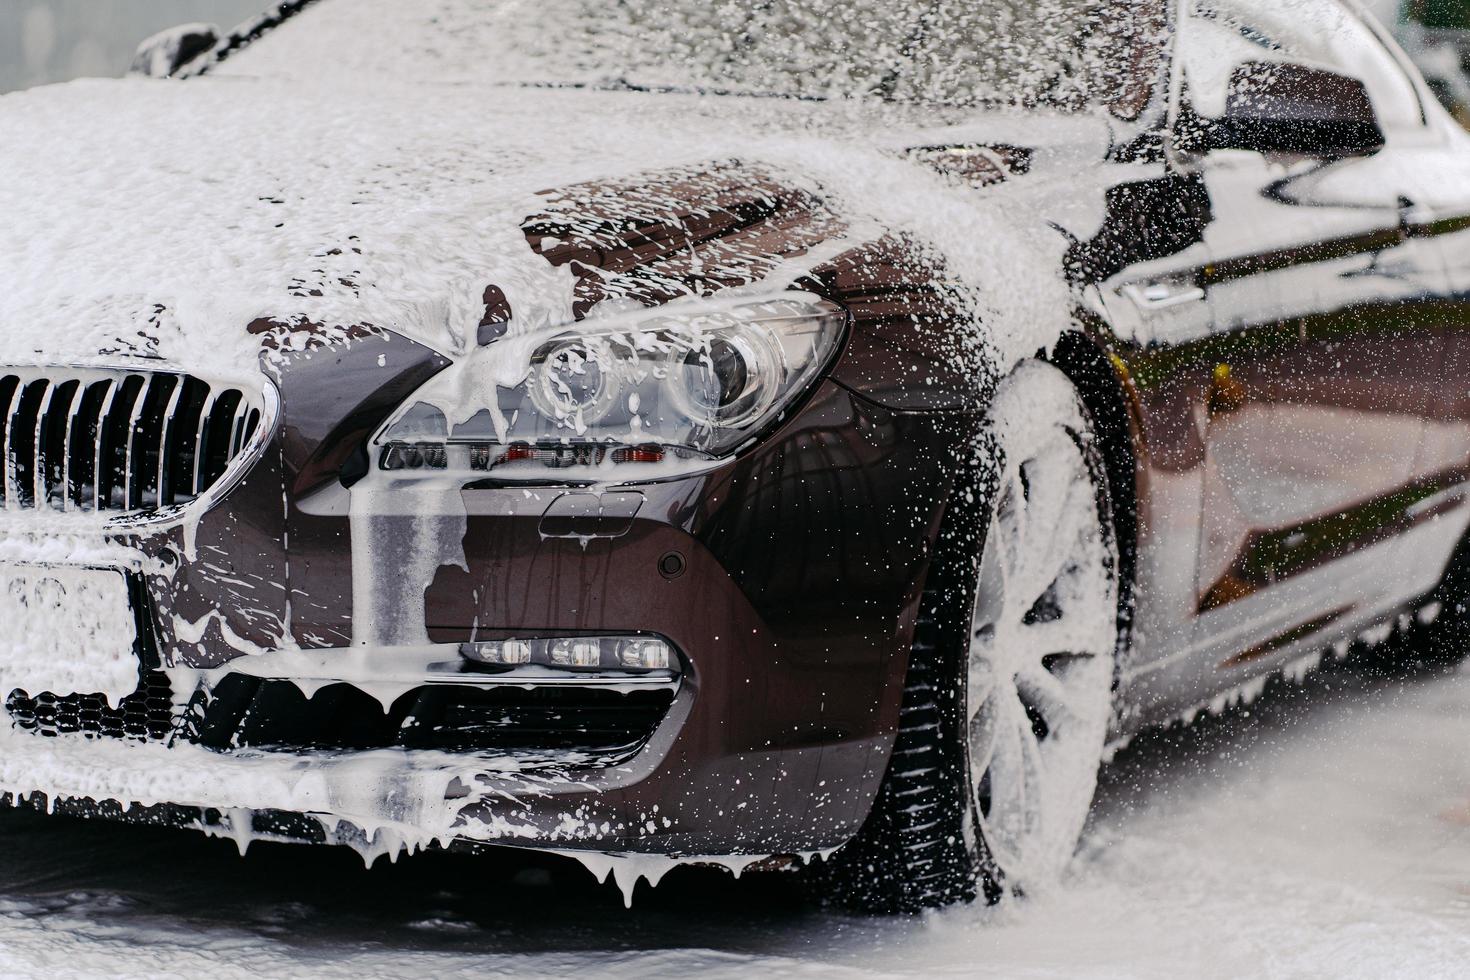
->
[0, 379, 975, 861]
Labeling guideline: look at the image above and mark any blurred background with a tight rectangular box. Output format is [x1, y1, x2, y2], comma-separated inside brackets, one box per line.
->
[1397, 0, 1470, 124]
[2, 0, 1470, 122]
[0, 0, 265, 93]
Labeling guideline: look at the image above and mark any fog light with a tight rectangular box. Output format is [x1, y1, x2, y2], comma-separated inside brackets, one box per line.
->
[619, 637, 670, 670]
[380, 440, 448, 471]
[461, 639, 532, 666]
[458, 634, 680, 674]
[550, 638, 603, 668]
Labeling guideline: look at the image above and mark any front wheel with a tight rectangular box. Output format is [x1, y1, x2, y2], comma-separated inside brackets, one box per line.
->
[823, 360, 1121, 912]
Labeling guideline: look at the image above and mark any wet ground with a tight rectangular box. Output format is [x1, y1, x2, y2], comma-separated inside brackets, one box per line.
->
[1, 637, 1469, 979]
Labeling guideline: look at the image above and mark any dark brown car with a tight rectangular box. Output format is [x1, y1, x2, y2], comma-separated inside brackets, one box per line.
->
[2, 0, 1469, 912]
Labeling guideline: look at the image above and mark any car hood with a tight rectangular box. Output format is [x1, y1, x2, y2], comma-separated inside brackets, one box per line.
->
[0, 75, 1104, 380]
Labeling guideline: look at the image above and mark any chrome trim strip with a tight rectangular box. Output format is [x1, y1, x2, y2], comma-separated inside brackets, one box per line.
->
[190, 387, 218, 498]
[60, 379, 82, 512]
[156, 375, 188, 508]
[189, 380, 277, 517]
[90, 377, 121, 514]
[119, 374, 152, 511]
[0, 366, 278, 526]
[2, 380, 34, 512]
[29, 379, 57, 509]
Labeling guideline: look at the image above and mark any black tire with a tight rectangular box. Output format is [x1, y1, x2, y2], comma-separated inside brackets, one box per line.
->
[1406, 530, 1470, 667]
[812, 541, 992, 912]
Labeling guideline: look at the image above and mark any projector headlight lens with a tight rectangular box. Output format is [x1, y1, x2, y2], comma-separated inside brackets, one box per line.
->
[374, 292, 846, 475]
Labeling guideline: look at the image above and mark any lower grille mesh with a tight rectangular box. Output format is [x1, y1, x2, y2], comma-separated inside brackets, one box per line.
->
[190, 677, 674, 760]
[5, 671, 176, 742]
[4, 671, 673, 764]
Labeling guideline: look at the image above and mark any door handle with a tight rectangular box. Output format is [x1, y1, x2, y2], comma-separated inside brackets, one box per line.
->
[1121, 278, 1206, 311]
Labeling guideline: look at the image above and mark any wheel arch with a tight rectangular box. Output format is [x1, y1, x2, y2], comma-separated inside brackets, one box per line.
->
[826, 345, 1134, 909]
[914, 327, 1143, 658]
[1047, 329, 1141, 647]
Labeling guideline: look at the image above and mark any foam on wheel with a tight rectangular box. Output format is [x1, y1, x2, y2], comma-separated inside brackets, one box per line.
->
[821, 360, 1121, 912]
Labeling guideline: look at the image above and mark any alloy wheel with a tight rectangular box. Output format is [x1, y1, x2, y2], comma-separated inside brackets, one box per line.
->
[966, 364, 1119, 889]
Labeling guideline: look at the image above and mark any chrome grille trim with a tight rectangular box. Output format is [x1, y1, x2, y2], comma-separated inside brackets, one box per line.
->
[0, 368, 268, 515]
[0, 379, 17, 507]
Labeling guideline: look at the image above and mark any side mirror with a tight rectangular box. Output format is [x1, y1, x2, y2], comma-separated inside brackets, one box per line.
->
[1192, 62, 1386, 158]
[129, 23, 220, 79]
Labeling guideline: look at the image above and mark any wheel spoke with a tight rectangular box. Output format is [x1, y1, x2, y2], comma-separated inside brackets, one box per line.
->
[1019, 616, 1115, 661]
[1007, 461, 1092, 611]
[981, 691, 1039, 851]
[967, 657, 1002, 722]
[972, 529, 1008, 631]
[982, 693, 1025, 816]
[991, 478, 1027, 607]
[1012, 693, 1048, 836]
[1015, 664, 1079, 734]
[968, 689, 1002, 777]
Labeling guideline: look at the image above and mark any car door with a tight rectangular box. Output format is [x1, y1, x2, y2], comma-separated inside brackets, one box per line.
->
[1074, 167, 1221, 721]
[1129, 0, 1450, 708]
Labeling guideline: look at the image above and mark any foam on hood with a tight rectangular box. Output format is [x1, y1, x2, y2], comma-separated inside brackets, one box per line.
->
[0, 69, 1099, 380]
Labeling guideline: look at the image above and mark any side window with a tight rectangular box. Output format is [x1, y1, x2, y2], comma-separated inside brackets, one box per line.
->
[1179, 0, 1424, 135]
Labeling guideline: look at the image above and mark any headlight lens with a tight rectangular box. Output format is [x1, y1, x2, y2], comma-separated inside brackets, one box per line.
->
[375, 292, 845, 477]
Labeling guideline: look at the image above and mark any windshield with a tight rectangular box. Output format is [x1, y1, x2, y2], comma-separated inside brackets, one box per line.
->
[219, 0, 1166, 114]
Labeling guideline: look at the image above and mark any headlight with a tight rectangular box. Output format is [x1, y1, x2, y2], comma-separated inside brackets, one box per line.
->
[374, 292, 845, 478]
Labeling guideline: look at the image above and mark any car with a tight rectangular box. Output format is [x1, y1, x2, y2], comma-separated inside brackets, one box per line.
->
[2, 0, 1469, 913]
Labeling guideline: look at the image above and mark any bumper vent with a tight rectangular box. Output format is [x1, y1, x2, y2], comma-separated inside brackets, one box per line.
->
[6, 671, 176, 743]
[186, 677, 676, 763]
[5, 674, 673, 765]
[0, 368, 264, 514]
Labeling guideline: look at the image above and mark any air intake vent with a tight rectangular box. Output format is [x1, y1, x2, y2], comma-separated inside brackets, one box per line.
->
[0, 368, 264, 513]
[6, 671, 176, 743]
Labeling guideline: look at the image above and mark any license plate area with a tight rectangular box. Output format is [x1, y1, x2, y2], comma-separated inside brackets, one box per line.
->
[0, 563, 142, 704]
